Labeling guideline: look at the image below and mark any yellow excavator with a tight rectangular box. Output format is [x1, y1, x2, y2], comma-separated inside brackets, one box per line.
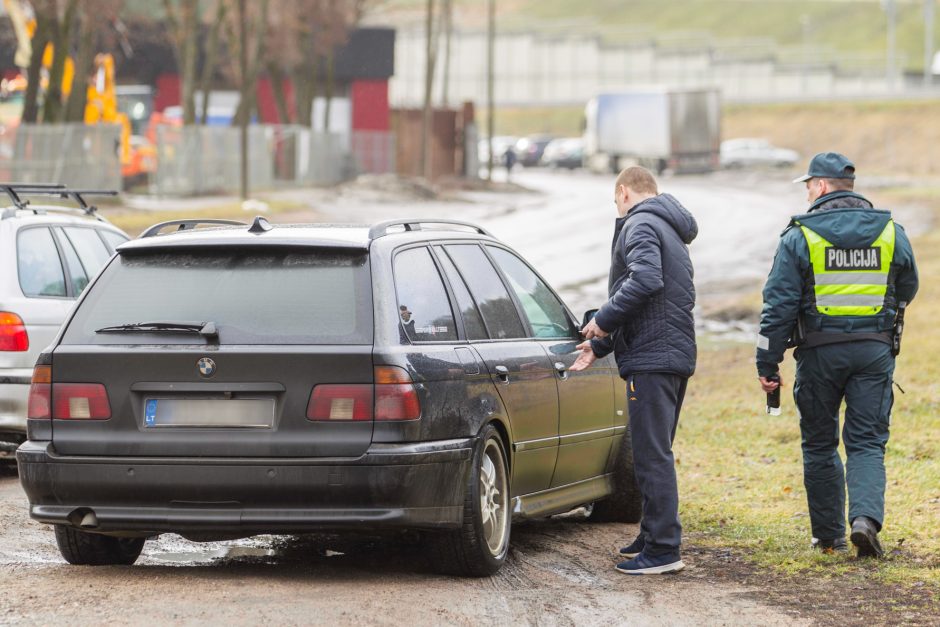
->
[1, 0, 155, 185]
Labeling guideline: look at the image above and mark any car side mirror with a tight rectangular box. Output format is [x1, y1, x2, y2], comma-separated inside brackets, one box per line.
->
[581, 309, 598, 330]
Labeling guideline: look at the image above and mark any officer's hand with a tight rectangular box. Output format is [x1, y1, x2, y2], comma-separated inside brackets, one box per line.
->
[581, 318, 608, 340]
[759, 375, 783, 394]
[569, 341, 597, 372]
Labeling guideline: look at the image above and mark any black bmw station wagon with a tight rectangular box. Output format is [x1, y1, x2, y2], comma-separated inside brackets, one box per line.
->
[18, 217, 639, 576]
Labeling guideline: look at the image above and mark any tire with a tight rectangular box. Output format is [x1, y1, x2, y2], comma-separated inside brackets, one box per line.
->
[429, 424, 511, 576]
[54, 525, 145, 566]
[590, 427, 642, 523]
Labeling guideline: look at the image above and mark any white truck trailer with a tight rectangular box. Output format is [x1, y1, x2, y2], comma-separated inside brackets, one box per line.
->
[584, 88, 721, 174]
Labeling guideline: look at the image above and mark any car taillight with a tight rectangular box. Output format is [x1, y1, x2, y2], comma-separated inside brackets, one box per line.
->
[27, 365, 52, 419]
[374, 366, 420, 421]
[52, 383, 111, 420]
[305, 367, 421, 422]
[0, 312, 28, 351]
[307, 385, 374, 421]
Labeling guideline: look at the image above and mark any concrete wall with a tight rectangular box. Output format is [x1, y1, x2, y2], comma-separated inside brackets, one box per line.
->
[391, 27, 928, 107]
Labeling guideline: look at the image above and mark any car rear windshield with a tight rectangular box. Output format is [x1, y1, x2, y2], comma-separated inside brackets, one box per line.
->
[61, 249, 372, 345]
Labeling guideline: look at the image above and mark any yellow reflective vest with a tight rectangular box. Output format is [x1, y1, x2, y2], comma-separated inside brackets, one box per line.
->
[797, 220, 896, 317]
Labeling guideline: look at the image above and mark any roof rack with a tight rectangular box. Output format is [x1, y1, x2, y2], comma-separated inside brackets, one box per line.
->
[140, 219, 248, 239]
[0, 183, 118, 222]
[368, 219, 493, 240]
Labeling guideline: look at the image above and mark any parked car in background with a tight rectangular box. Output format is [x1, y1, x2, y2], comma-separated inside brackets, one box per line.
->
[515, 135, 554, 167]
[720, 138, 799, 169]
[541, 138, 584, 169]
[17, 217, 638, 576]
[0, 184, 128, 457]
[477, 136, 518, 168]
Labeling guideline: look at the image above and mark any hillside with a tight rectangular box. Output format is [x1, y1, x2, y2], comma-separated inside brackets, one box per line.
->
[373, 0, 938, 72]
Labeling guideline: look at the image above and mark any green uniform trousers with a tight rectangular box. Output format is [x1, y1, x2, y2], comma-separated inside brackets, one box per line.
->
[793, 340, 895, 541]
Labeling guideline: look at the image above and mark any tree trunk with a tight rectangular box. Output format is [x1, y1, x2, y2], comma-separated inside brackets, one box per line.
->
[441, 0, 453, 107]
[420, 0, 436, 179]
[292, 49, 318, 129]
[198, 0, 227, 125]
[22, 16, 51, 124]
[267, 62, 291, 124]
[238, 0, 248, 200]
[41, 0, 79, 124]
[64, 13, 96, 123]
[486, 0, 495, 181]
[231, 0, 270, 127]
[322, 49, 334, 132]
[180, 0, 199, 125]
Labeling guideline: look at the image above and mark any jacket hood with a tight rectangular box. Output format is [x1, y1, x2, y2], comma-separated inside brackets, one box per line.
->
[792, 207, 892, 248]
[630, 193, 698, 244]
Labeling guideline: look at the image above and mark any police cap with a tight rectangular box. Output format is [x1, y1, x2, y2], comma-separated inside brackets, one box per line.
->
[793, 152, 856, 183]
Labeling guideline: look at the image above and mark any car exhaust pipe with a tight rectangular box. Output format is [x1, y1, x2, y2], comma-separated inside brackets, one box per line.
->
[67, 508, 99, 529]
[79, 512, 99, 529]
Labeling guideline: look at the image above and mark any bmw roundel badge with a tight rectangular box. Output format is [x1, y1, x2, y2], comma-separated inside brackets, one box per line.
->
[197, 357, 217, 378]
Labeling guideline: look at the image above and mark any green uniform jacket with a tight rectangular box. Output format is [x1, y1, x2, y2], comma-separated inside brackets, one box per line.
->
[756, 192, 919, 378]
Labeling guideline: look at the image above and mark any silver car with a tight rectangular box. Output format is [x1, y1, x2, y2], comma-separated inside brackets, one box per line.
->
[0, 185, 128, 454]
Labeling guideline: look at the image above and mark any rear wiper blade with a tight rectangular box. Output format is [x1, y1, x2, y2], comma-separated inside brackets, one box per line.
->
[95, 321, 219, 338]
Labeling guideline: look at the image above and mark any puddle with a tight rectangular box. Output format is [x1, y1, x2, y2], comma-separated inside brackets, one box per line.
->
[142, 534, 283, 566]
[148, 546, 276, 564]
[141, 534, 360, 566]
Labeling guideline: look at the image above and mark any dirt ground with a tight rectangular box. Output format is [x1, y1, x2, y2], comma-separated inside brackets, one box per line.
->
[723, 100, 940, 179]
[0, 470, 935, 626]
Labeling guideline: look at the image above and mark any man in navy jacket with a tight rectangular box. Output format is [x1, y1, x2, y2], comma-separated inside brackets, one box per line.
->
[571, 166, 698, 575]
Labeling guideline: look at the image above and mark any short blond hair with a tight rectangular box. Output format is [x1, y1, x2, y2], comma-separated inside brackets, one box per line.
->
[615, 166, 658, 195]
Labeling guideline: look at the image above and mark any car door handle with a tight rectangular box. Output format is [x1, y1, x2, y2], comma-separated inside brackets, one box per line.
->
[554, 362, 568, 381]
[494, 365, 510, 383]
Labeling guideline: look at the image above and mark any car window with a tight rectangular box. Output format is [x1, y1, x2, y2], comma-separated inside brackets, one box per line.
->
[55, 228, 90, 294]
[63, 227, 112, 276]
[17, 227, 67, 297]
[98, 229, 129, 252]
[393, 247, 458, 343]
[62, 250, 372, 345]
[434, 246, 488, 341]
[487, 246, 577, 339]
[444, 244, 525, 340]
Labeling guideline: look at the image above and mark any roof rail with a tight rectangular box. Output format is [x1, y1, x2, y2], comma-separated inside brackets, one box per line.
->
[368, 219, 493, 240]
[140, 219, 248, 239]
[0, 183, 118, 222]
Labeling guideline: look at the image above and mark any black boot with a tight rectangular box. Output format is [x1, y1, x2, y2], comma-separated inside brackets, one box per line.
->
[850, 516, 884, 558]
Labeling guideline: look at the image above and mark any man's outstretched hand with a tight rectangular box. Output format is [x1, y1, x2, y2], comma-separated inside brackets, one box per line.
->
[569, 341, 597, 372]
[581, 318, 609, 340]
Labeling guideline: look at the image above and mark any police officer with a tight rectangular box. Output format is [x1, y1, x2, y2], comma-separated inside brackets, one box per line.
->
[757, 152, 919, 557]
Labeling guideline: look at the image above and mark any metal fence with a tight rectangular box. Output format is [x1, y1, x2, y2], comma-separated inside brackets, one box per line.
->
[0, 123, 395, 197]
[0, 123, 121, 190]
[151, 125, 396, 196]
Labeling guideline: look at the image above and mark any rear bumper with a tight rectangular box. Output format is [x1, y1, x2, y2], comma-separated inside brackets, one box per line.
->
[0, 377, 29, 438]
[16, 438, 474, 533]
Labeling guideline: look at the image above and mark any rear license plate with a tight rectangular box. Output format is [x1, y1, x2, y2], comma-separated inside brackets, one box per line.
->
[144, 398, 275, 428]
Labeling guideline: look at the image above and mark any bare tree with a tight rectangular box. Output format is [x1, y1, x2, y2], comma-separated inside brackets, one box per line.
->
[263, 0, 365, 129]
[440, 0, 452, 107]
[420, 0, 447, 179]
[65, 0, 125, 123]
[229, 0, 271, 127]
[198, 0, 228, 124]
[41, 0, 80, 123]
[22, 2, 54, 123]
[163, 0, 200, 125]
